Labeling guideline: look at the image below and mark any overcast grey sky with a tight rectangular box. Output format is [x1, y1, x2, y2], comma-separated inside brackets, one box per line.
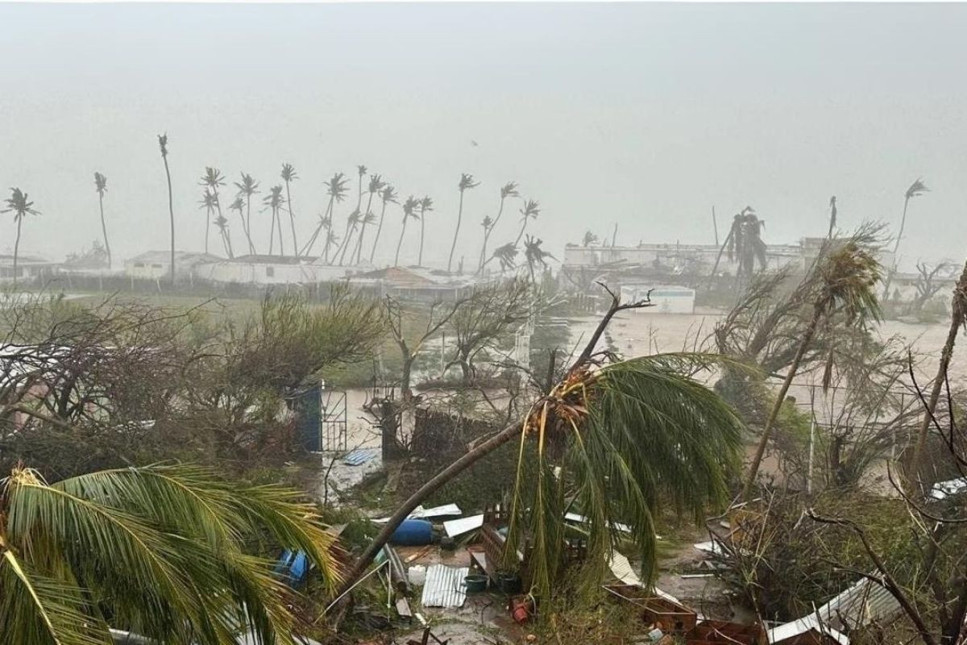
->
[1, 2, 965, 270]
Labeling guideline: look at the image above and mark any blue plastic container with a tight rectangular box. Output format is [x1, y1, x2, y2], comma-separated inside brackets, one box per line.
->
[389, 519, 434, 546]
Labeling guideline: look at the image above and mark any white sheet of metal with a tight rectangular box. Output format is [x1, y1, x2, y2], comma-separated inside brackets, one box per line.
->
[443, 514, 484, 538]
[420, 564, 470, 609]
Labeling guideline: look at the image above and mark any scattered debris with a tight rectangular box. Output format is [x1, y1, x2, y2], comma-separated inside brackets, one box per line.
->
[443, 513, 484, 538]
[420, 564, 470, 608]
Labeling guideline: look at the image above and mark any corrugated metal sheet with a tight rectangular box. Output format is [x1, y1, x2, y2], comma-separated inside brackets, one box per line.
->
[420, 564, 470, 609]
[818, 577, 900, 631]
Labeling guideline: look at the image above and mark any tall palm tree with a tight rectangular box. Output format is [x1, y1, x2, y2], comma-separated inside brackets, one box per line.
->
[198, 189, 218, 254]
[281, 163, 299, 256]
[523, 234, 555, 283]
[352, 174, 384, 265]
[263, 185, 286, 255]
[234, 173, 260, 254]
[0, 463, 340, 645]
[214, 213, 234, 258]
[514, 199, 541, 248]
[708, 206, 764, 286]
[395, 195, 420, 266]
[449, 173, 479, 273]
[157, 134, 175, 282]
[742, 233, 882, 499]
[477, 216, 494, 272]
[479, 181, 519, 271]
[303, 173, 348, 259]
[336, 209, 361, 266]
[93, 172, 111, 269]
[322, 227, 339, 264]
[417, 196, 433, 267]
[369, 184, 398, 264]
[228, 196, 247, 256]
[355, 165, 367, 212]
[1, 188, 40, 289]
[882, 178, 929, 299]
[200, 167, 227, 255]
[337, 300, 745, 599]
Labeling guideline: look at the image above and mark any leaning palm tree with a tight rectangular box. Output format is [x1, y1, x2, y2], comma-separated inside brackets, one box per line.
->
[477, 216, 494, 272]
[322, 227, 339, 264]
[263, 185, 286, 255]
[303, 172, 348, 259]
[523, 234, 556, 283]
[198, 189, 218, 254]
[93, 172, 111, 269]
[514, 199, 541, 247]
[234, 173, 260, 254]
[882, 178, 929, 299]
[2, 188, 40, 289]
[581, 230, 599, 247]
[157, 134, 175, 282]
[228, 196, 247, 256]
[0, 463, 340, 645]
[395, 195, 420, 266]
[337, 291, 745, 599]
[482, 242, 518, 272]
[336, 209, 362, 266]
[281, 163, 299, 255]
[369, 184, 398, 264]
[417, 195, 433, 267]
[200, 167, 227, 255]
[352, 174, 384, 265]
[742, 230, 883, 499]
[214, 213, 234, 258]
[351, 211, 378, 265]
[449, 173, 479, 273]
[479, 181, 519, 271]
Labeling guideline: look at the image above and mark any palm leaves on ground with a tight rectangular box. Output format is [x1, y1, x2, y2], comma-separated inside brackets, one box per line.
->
[479, 181, 519, 271]
[417, 196, 433, 267]
[281, 163, 299, 256]
[201, 167, 228, 257]
[395, 196, 420, 266]
[304, 172, 348, 259]
[234, 173, 260, 254]
[514, 199, 541, 247]
[0, 464, 340, 645]
[263, 185, 286, 256]
[2, 188, 41, 289]
[199, 189, 218, 255]
[369, 184, 398, 264]
[93, 172, 112, 269]
[742, 228, 883, 499]
[448, 173, 479, 273]
[505, 353, 744, 597]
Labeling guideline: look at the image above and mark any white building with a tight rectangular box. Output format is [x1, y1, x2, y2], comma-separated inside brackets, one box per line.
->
[0, 255, 61, 283]
[620, 284, 696, 314]
[195, 255, 363, 285]
[124, 251, 222, 280]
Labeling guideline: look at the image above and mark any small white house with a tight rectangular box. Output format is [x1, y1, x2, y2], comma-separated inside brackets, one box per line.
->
[620, 284, 696, 314]
[124, 251, 222, 280]
[195, 255, 362, 285]
[0, 255, 60, 282]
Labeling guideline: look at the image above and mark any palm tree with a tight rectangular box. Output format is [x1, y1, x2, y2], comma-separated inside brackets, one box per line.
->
[228, 196, 247, 256]
[514, 199, 541, 247]
[708, 206, 765, 286]
[322, 227, 339, 264]
[882, 178, 929, 299]
[0, 463, 340, 645]
[337, 297, 745, 599]
[523, 234, 556, 283]
[2, 188, 40, 289]
[352, 174, 384, 265]
[477, 216, 494, 272]
[369, 184, 398, 264]
[214, 213, 234, 258]
[199, 189, 218, 254]
[483, 242, 518, 272]
[263, 185, 286, 255]
[234, 173, 260, 254]
[742, 233, 882, 499]
[418, 196, 433, 267]
[93, 172, 111, 269]
[395, 195, 420, 266]
[303, 173, 348, 259]
[581, 230, 599, 247]
[281, 163, 299, 255]
[479, 181, 519, 271]
[449, 173, 479, 273]
[355, 165, 367, 211]
[200, 167, 227, 255]
[826, 195, 837, 240]
[157, 134, 175, 282]
[336, 209, 361, 266]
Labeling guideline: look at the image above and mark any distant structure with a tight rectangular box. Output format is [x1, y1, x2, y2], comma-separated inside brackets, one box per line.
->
[124, 251, 221, 281]
[195, 255, 362, 285]
[0, 255, 60, 283]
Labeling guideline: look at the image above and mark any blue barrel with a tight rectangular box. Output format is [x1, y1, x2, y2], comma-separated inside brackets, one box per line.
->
[389, 519, 433, 546]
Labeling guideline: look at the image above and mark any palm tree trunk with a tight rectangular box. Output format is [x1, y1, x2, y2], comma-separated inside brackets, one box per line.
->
[213, 190, 228, 258]
[276, 209, 285, 256]
[370, 202, 388, 264]
[882, 196, 911, 300]
[448, 191, 464, 273]
[419, 209, 426, 267]
[479, 196, 505, 272]
[244, 199, 255, 255]
[98, 193, 112, 269]
[161, 155, 175, 283]
[12, 217, 22, 289]
[514, 217, 528, 248]
[742, 305, 822, 500]
[335, 419, 523, 599]
[269, 209, 277, 255]
[909, 258, 967, 481]
[337, 225, 355, 266]
[394, 220, 407, 266]
[285, 180, 298, 256]
[707, 229, 735, 289]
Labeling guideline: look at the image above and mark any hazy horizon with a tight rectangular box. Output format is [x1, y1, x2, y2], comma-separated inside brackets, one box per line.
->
[2, 2, 966, 271]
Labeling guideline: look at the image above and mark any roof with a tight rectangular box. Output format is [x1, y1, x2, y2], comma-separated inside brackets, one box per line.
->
[125, 251, 222, 265]
[223, 254, 315, 265]
[352, 265, 454, 287]
[0, 254, 57, 266]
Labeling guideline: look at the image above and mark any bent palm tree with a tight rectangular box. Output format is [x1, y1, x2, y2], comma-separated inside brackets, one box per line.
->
[479, 181, 519, 271]
[449, 173, 479, 273]
[157, 134, 175, 282]
[200, 167, 227, 255]
[199, 189, 218, 254]
[93, 172, 111, 269]
[336, 209, 361, 266]
[742, 231, 882, 499]
[234, 173, 260, 254]
[395, 195, 420, 266]
[264, 185, 286, 255]
[281, 163, 299, 255]
[2, 188, 40, 289]
[417, 196, 433, 267]
[337, 292, 745, 599]
[214, 213, 234, 258]
[369, 184, 398, 264]
[582, 230, 599, 247]
[0, 463, 339, 645]
[523, 234, 556, 283]
[228, 196, 247, 256]
[882, 178, 929, 299]
[514, 199, 541, 248]
[483, 242, 518, 272]
[304, 173, 348, 259]
[352, 174, 384, 265]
